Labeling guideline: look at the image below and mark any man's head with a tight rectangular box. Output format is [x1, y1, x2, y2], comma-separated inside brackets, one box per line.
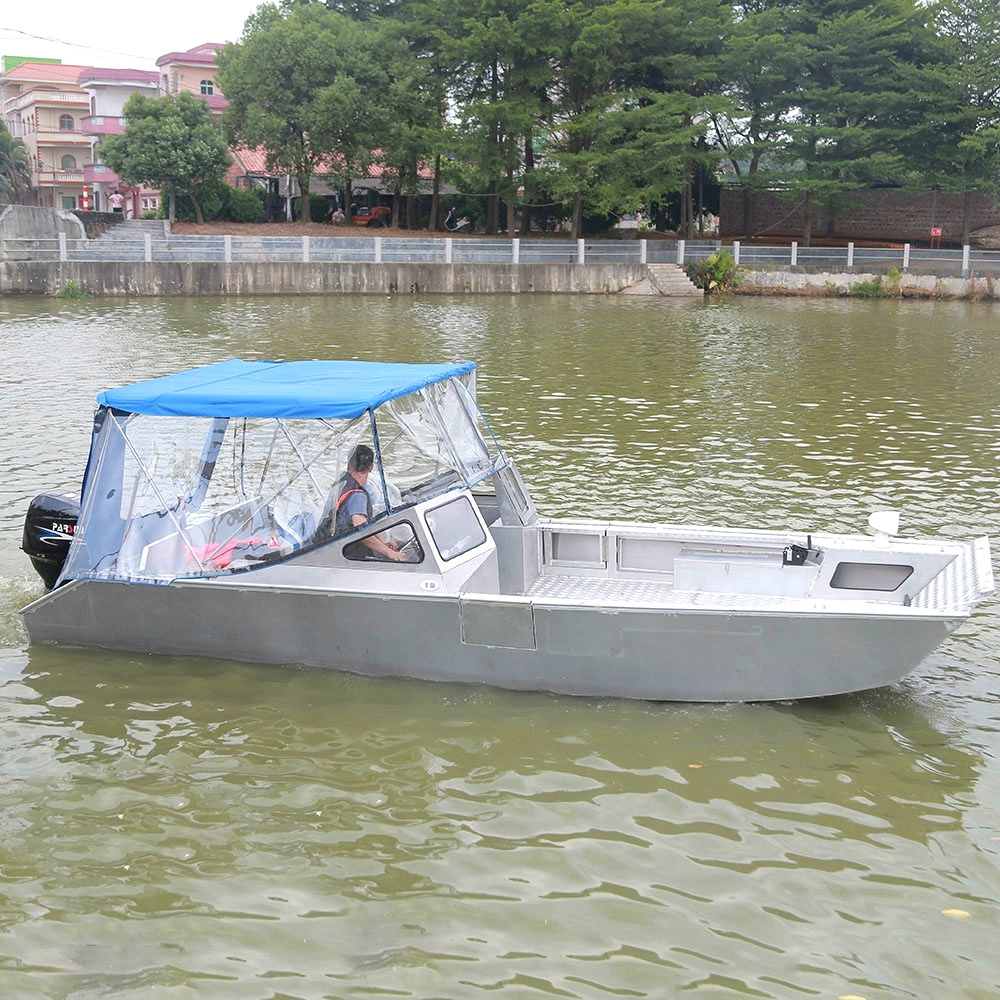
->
[348, 444, 374, 473]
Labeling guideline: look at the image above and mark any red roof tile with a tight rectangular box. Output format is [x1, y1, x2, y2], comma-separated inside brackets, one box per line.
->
[156, 43, 227, 68]
[2, 61, 88, 84]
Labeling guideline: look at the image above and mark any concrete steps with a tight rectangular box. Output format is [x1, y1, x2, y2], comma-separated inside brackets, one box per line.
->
[95, 219, 170, 241]
[646, 263, 703, 296]
[621, 262, 703, 296]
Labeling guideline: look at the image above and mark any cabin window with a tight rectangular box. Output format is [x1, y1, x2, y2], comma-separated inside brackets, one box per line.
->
[343, 521, 423, 563]
[425, 496, 486, 561]
[200, 79, 214, 95]
[59, 114, 74, 131]
[829, 562, 913, 592]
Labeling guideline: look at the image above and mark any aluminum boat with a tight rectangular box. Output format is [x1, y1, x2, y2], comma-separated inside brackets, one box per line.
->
[20, 359, 994, 701]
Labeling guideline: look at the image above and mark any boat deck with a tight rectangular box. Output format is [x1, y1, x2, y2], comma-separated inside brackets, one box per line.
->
[526, 573, 867, 614]
[524, 523, 992, 617]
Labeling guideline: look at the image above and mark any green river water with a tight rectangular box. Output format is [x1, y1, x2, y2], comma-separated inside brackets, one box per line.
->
[0, 294, 997, 999]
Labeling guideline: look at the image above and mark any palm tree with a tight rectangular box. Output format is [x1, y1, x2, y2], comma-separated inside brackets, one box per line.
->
[0, 123, 33, 204]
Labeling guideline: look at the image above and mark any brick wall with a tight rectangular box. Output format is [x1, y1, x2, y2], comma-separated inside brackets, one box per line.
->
[719, 188, 1000, 244]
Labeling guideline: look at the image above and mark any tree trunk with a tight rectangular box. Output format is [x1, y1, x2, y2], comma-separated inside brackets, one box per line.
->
[299, 183, 310, 222]
[344, 179, 353, 225]
[482, 179, 495, 235]
[520, 131, 534, 236]
[571, 189, 583, 239]
[168, 188, 176, 224]
[392, 181, 401, 228]
[680, 173, 690, 237]
[697, 168, 704, 237]
[430, 153, 441, 230]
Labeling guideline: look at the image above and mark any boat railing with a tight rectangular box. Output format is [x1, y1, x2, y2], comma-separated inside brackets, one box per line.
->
[3, 234, 995, 276]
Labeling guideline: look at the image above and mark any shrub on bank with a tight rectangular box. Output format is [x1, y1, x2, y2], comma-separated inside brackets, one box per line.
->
[851, 275, 888, 298]
[685, 249, 741, 292]
[229, 186, 264, 223]
[158, 182, 264, 224]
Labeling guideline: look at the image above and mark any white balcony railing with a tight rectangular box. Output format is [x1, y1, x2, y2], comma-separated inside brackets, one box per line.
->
[10, 90, 88, 111]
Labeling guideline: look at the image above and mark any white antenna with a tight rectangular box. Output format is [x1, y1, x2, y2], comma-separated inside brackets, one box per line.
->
[868, 510, 900, 539]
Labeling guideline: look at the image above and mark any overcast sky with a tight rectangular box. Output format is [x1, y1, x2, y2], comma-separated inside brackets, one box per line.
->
[1, 4, 257, 70]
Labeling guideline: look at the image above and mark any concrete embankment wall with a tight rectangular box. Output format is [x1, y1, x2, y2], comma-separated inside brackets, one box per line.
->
[0, 205, 85, 242]
[0, 260, 650, 296]
[736, 269, 993, 298]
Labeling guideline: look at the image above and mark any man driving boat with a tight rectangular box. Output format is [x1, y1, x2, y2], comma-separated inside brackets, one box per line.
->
[321, 444, 408, 561]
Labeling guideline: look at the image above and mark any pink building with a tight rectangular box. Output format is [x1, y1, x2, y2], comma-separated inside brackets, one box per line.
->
[156, 44, 228, 116]
[78, 66, 160, 214]
[1, 44, 229, 215]
[0, 61, 92, 210]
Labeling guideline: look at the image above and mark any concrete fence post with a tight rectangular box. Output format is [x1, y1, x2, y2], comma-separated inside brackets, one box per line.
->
[962, 244, 971, 277]
[640, 239, 647, 265]
[445, 238, 453, 264]
[903, 243, 910, 272]
[676, 240, 685, 265]
[223, 235, 231, 264]
[374, 237, 382, 264]
[732, 241, 740, 266]
[577, 239, 585, 265]
[790, 242, 798, 268]
[302, 236, 310, 263]
[59, 232, 67, 262]
[145, 233, 153, 263]
[512, 238, 520, 265]
[847, 241, 855, 272]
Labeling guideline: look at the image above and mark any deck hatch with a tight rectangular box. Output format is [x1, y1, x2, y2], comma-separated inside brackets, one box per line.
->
[830, 561, 913, 592]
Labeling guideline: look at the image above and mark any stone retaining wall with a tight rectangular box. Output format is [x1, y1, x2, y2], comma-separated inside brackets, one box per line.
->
[0, 260, 650, 296]
[0, 205, 85, 242]
[735, 269, 992, 298]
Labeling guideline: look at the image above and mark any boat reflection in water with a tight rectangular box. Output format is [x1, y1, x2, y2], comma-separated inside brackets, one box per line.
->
[19, 359, 995, 702]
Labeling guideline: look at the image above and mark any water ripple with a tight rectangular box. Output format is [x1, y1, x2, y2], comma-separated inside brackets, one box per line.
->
[1, 297, 999, 998]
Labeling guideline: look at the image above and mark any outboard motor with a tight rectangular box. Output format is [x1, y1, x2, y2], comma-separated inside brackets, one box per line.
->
[22, 491, 80, 589]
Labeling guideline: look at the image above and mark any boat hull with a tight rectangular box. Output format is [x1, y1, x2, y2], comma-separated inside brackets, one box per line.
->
[21, 577, 958, 702]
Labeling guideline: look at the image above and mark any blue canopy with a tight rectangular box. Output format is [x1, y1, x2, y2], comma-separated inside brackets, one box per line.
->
[97, 359, 477, 419]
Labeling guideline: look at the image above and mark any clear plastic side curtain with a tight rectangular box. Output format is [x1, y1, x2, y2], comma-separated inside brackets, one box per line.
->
[59, 407, 376, 584]
[58, 374, 506, 585]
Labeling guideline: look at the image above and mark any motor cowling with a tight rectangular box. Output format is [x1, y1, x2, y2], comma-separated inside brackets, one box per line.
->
[22, 491, 80, 589]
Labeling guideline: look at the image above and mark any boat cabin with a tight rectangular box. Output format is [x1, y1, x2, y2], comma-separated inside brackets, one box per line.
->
[54, 359, 531, 589]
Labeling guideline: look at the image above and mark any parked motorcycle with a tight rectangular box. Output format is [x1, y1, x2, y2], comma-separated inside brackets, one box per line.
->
[444, 207, 472, 232]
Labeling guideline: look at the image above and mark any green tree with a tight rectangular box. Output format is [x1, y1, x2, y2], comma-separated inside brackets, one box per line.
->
[774, 0, 941, 243]
[710, 0, 806, 236]
[548, 0, 728, 237]
[218, 3, 400, 223]
[100, 92, 230, 223]
[371, 25, 446, 228]
[400, 0, 564, 233]
[0, 122, 32, 204]
[906, 0, 1000, 241]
